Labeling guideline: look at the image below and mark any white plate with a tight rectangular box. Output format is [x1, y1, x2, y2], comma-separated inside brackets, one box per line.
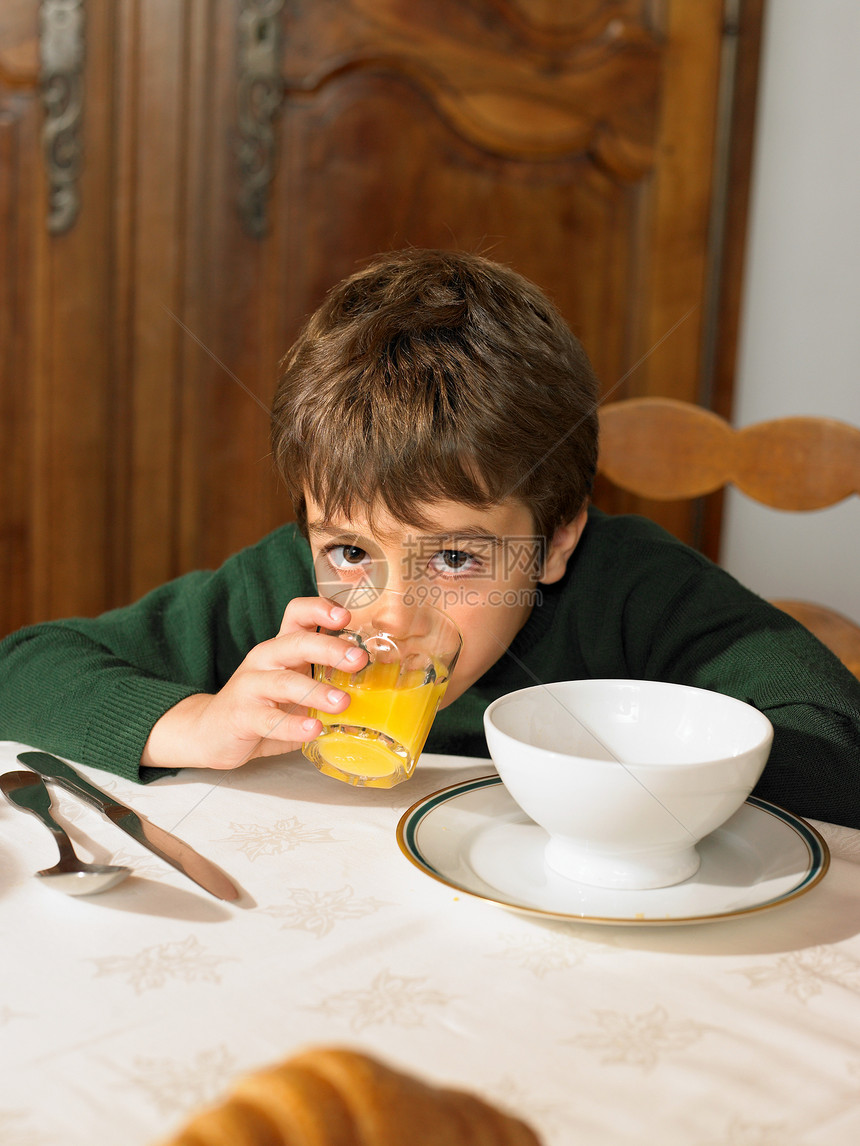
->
[396, 775, 829, 925]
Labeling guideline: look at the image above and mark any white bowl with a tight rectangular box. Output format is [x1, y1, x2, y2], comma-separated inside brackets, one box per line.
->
[483, 679, 773, 890]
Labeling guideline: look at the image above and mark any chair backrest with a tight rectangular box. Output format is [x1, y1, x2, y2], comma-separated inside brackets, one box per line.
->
[597, 397, 860, 678]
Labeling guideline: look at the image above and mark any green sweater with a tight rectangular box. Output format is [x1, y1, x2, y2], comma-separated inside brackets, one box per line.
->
[2, 508, 859, 825]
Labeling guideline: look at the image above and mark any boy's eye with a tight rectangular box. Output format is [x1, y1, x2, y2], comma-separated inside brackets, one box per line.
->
[325, 544, 369, 569]
[429, 549, 480, 575]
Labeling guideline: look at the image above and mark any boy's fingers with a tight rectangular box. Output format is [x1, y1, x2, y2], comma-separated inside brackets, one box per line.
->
[253, 630, 367, 675]
[250, 736, 313, 760]
[277, 596, 350, 637]
[246, 703, 322, 745]
[241, 669, 352, 714]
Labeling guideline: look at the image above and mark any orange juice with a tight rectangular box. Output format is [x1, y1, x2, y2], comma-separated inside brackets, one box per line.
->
[304, 659, 449, 788]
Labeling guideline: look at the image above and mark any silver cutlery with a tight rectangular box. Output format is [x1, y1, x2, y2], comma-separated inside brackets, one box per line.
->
[1, 770, 131, 895]
[18, 751, 240, 902]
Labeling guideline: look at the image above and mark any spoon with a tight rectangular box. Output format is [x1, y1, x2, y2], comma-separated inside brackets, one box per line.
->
[0, 770, 131, 895]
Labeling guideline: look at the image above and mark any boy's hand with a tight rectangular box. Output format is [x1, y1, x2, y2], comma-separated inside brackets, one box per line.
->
[141, 597, 366, 771]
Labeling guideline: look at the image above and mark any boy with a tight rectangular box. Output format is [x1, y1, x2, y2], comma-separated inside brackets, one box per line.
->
[1, 249, 859, 826]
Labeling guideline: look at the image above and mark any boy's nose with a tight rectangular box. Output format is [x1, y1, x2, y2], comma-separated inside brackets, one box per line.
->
[363, 591, 427, 643]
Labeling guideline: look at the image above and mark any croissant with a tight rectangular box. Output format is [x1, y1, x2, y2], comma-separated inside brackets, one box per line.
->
[157, 1046, 542, 1145]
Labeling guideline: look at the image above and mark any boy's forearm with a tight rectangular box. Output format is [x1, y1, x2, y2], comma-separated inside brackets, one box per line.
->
[753, 703, 860, 829]
[0, 621, 199, 781]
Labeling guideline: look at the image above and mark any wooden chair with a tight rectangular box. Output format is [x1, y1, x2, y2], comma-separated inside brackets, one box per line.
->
[597, 397, 860, 679]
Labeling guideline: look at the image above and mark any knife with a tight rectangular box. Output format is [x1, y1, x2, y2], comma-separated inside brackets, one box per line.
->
[18, 751, 240, 902]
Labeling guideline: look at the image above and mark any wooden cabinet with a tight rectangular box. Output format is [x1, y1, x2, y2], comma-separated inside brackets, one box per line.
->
[0, 0, 764, 636]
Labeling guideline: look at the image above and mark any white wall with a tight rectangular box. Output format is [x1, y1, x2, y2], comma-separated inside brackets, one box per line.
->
[720, 0, 860, 619]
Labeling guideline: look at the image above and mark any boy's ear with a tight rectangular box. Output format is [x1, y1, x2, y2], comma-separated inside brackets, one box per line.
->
[540, 506, 588, 584]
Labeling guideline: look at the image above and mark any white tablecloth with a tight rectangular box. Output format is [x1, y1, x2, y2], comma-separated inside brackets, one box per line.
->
[3, 739, 860, 1145]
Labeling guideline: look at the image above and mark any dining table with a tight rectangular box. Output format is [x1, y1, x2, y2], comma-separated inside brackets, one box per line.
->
[3, 735, 860, 1145]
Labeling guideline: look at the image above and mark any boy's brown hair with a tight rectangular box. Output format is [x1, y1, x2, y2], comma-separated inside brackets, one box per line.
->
[271, 248, 600, 543]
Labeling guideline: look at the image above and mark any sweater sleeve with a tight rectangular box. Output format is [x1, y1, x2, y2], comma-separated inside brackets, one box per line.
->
[565, 511, 860, 827]
[0, 525, 315, 782]
[641, 557, 860, 826]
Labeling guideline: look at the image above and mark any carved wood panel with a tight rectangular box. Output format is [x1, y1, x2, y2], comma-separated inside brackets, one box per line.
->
[0, 0, 764, 636]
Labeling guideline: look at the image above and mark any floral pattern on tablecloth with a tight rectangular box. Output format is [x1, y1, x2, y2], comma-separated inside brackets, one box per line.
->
[260, 885, 391, 936]
[696, 1117, 790, 1146]
[732, 945, 860, 1003]
[108, 1046, 238, 1116]
[565, 1004, 715, 1071]
[217, 816, 339, 859]
[307, 968, 455, 1032]
[488, 925, 611, 976]
[90, 935, 237, 993]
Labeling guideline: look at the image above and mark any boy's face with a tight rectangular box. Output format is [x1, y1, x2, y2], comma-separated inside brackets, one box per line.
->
[305, 494, 586, 706]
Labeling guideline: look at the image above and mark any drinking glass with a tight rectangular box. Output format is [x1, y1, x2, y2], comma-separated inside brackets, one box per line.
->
[302, 587, 462, 788]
